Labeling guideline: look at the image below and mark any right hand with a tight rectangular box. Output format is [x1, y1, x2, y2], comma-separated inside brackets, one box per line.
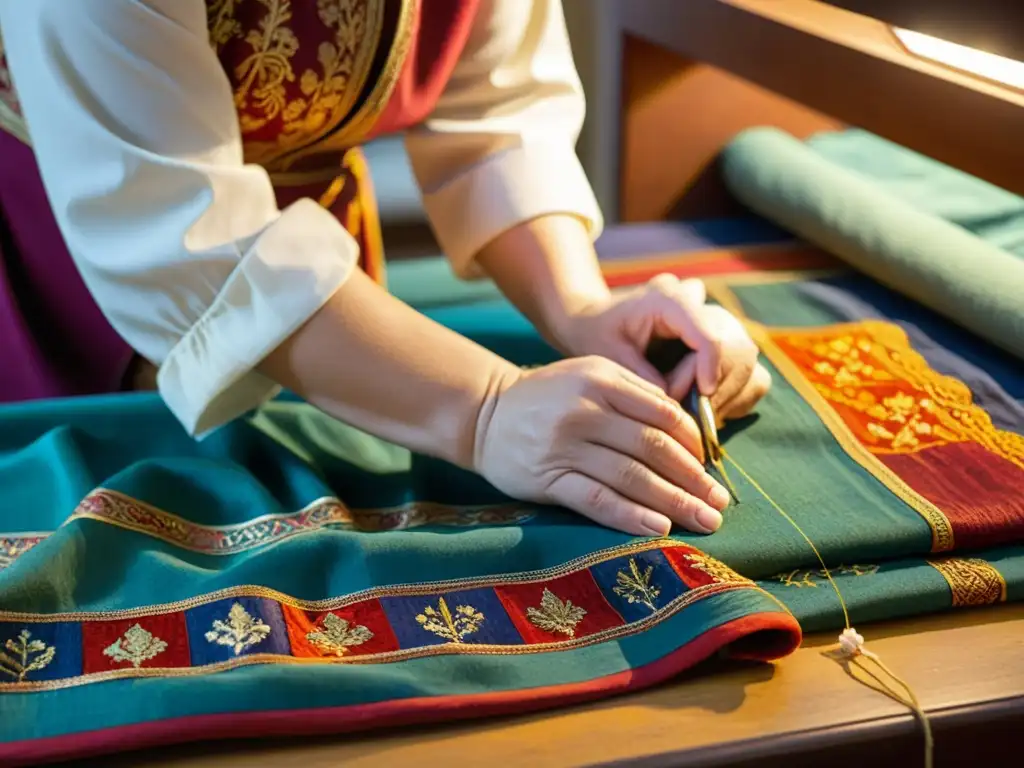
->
[474, 356, 731, 536]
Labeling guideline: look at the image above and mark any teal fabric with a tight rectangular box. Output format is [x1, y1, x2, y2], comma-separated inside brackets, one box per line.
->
[721, 127, 1024, 360]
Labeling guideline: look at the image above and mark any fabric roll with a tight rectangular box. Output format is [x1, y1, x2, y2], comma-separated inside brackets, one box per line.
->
[721, 127, 1024, 360]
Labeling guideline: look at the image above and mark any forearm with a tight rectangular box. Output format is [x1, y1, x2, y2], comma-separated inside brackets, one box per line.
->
[475, 214, 611, 353]
[259, 269, 523, 468]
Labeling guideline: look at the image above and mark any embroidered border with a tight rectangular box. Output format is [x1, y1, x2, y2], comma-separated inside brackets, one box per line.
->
[0, 539, 790, 692]
[0, 535, 46, 570]
[928, 557, 1007, 607]
[67, 489, 534, 556]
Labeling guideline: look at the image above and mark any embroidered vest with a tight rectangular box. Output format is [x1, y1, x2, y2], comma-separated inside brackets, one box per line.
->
[0, 0, 481, 280]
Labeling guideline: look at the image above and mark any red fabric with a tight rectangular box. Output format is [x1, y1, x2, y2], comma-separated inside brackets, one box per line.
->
[601, 245, 838, 289]
[367, 0, 481, 139]
[882, 442, 1024, 551]
[493, 568, 625, 644]
[281, 599, 402, 658]
[1, 612, 801, 766]
[81, 614, 191, 674]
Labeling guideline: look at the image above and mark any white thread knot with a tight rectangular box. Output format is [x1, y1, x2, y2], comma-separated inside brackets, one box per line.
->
[838, 627, 867, 658]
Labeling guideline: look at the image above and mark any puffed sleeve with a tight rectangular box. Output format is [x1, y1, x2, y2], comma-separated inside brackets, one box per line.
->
[404, 0, 604, 278]
[0, 0, 359, 436]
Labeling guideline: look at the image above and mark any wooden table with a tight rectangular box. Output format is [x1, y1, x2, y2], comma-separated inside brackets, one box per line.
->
[103, 604, 1024, 767]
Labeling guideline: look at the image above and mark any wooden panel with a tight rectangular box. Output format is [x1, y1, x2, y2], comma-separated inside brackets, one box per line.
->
[620, 37, 842, 222]
[100, 604, 1024, 767]
[620, 0, 1024, 201]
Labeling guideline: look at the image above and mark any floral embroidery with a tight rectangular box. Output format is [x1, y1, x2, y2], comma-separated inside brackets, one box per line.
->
[683, 553, 751, 584]
[526, 589, 587, 637]
[416, 598, 485, 644]
[774, 564, 879, 588]
[772, 322, 1024, 466]
[103, 624, 168, 668]
[0, 535, 46, 571]
[207, 0, 381, 170]
[305, 613, 373, 656]
[204, 603, 272, 655]
[612, 558, 662, 611]
[0, 630, 55, 682]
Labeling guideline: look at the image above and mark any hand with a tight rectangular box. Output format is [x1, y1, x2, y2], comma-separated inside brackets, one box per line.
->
[556, 274, 771, 421]
[473, 356, 732, 536]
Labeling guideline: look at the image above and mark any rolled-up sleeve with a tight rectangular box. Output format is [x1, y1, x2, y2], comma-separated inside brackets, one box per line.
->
[0, 0, 359, 436]
[404, 0, 604, 278]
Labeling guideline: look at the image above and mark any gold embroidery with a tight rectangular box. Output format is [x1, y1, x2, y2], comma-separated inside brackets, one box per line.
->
[208, 0, 386, 171]
[102, 624, 169, 668]
[775, 564, 879, 588]
[928, 557, 1007, 607]
[204, 602, 272, 655]
[305, 613, 373, 656]
[416, 598, 485, 644]
[0, 540, 748, 623]
[683, 553, 752, 584]
[0, 630, 55, 682]
[773, 322, 1024, 467]
[69, 488, 534, 557]
[613, 558, 662, 611]
[525, 588, 587, 637]
[0, 581, 768, 693]
[744, 319, 956, 552]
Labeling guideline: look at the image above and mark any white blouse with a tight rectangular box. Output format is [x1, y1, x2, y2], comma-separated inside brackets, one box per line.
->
[0, 0, 602, 436]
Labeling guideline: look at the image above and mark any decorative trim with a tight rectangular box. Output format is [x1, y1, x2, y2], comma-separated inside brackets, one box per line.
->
[0, 612, 800, 766]
[0, 535, 47, 570]
[286, 0, 418, 164]
[748, 321, 956, 551]
[928, 557, 1007, 607]
[0, 539, 787, 692]
[66, 488, 534, 556]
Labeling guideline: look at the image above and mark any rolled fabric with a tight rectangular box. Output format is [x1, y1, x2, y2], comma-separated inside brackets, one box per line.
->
[721, 127, 1024, 360]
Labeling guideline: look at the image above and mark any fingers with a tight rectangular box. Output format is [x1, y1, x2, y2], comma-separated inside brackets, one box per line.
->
[546, 473, 672, 537]
[586, 412, 729, 512]
[600, 366, 705, 461]
[717, 363, 772, 421]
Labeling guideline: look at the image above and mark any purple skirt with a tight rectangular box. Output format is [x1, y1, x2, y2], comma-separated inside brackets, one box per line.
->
[0, 129, 133, 401]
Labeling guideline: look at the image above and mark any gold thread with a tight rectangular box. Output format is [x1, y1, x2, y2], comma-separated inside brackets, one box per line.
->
[0, 581, 769, 693]
[305, 613, 374, 656]
[927, 557, 1007, 607]
[525, 589, 588, 638]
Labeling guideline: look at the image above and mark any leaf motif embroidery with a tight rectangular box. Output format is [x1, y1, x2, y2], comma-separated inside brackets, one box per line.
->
[306, 613, 374, 656]
[526, 588, 588, 638]
[0, 630, 55, 682]
[416, 597, 484, 643]
[204, 602, 272, 655]
[103, 624, 169, 668]
[612, 558, 661, 611]
[683, 553, 749, 585]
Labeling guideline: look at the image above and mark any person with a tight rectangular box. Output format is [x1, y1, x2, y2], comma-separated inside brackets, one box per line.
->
[0, 0, 771, 539]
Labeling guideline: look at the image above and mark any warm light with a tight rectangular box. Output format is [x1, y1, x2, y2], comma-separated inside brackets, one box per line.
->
[893, 28, 1024, 90]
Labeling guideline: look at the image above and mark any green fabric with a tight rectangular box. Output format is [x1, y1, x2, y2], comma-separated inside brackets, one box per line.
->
[721, 127, 1024, 360]
[387, 258, 502, 309]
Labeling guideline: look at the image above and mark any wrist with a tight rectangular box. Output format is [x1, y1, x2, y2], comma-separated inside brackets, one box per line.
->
[469, 362, 525, 473]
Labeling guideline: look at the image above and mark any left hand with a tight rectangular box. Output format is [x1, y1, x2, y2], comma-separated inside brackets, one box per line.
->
[555, 274, 771, 421]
